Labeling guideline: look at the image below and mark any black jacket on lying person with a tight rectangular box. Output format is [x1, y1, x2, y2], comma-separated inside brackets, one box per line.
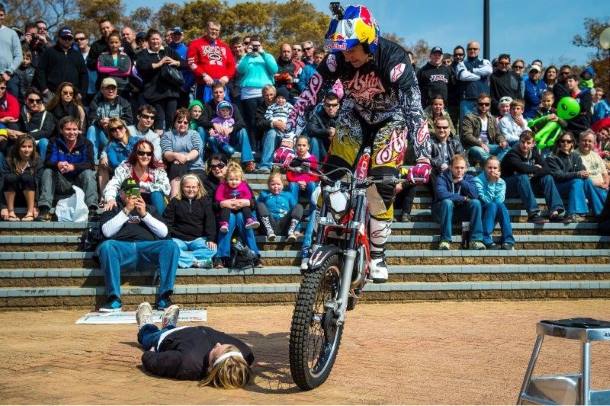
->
[501, 144, 550, 178]
[141, 326, 254, 381]
[100, 203, 167, 242]
[163, 196, 217, 242]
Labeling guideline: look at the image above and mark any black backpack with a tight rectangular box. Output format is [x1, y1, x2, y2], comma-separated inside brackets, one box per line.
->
[79, 223, 104, 252]
[229, 238, 257, 270]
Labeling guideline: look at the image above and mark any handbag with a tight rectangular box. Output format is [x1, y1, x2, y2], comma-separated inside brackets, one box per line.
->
[160, 65, 185, 87]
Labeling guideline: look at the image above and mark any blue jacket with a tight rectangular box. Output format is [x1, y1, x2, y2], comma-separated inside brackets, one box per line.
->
[473, 172, 506, 204]
[257, 190, 296, 220]
[593, 100, 610, 123]
[434, 169, 479, 203]
[45, 136, 95, 177]
[523, 77, 547, 119]
[456, 57, 492, 100]
[105, 135, 138, 169]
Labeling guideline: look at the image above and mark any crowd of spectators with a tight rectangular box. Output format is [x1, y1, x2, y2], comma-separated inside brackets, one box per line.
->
[0, 4, 609, 309]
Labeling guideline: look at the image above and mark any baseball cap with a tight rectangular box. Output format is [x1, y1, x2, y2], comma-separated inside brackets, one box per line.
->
[430, 46, 443, 54]
[529, 65, 541, 73]
[120, 178, 140, 195]
[58, 27, 73, 39]
[101, 77, 118, 88]
[172, 27, 183, 34]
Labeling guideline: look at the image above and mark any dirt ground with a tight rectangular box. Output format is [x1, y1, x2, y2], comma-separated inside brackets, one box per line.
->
[3, 300, 610, 404]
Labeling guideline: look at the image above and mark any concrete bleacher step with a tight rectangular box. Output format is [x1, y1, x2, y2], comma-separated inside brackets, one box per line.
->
[1, 249, 608, 268]
[1, 234, 609, 252]
[2, 264, 610, 289]
[3, 278, 610, 310]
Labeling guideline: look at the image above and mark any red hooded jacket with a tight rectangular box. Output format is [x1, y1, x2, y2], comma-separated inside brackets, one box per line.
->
[187, 36, 236, 84]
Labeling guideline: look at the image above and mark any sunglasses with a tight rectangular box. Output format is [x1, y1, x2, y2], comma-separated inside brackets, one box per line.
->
[60, 36, 73, 41]
[453, 53, 464, 57]
[103, 86, 117, 90]
[478, 102, 490, 106]
[75, 37, 86, 41]
[560, 71, 571, 75]
[140, 114, 155, 120]
[109, 125, 124, 132]
[137, 150, 153, 157]
[324, 103, 339, 108]
[27, 98, 42, 104]
[467, 47, 479, 51]
[209, 163, 226, 169]
[176, 120, 189, 124]
[559, 139, 573, 144]
[62, 91, 74, 95]
[435, 126, 449, 129]
[513, 65, 525, 69]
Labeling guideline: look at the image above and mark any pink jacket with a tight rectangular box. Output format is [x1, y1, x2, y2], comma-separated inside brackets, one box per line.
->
[214, 180, 253, 202]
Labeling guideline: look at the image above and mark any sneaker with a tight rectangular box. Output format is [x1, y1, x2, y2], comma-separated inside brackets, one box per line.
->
[192, 259, 212, 268]
[244, 161, 256, 173]
[369, 257, 388, 283]
[99, 297, 122, 313]
[502, 243, 515, 251]
[36, 206, 52, 222]
[286, 232, 298, 242]
[254, 167, 271, 174]
[213, 257, 225, 269]
[400, 213, 411, 223]
[245, 217, 260, 229]
[136, 302, 154, 328]
[563, 214, 586, 224]
[438, 241, 451, 250]
[219, 221, 229, 233]
[549, 211, 565, 223]
[161, 304, 180, 329]
[300, 257, 309, 272]
[156, 296, 172, 311]
[253, 255, 263, 268]
[469, 241, 487, 250]
[485, 242, 499, 250]
[528, 212, 546, 224]
[266, 233, 277, 242]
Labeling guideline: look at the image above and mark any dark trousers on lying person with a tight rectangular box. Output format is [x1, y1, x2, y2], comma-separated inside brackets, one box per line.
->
[96, 239, 180, 302]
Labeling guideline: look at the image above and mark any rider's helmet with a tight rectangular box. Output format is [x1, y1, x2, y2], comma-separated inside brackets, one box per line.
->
[324, 4, 380, 54]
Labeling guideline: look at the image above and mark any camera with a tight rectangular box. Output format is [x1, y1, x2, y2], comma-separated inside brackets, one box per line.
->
[251, 44, 260, 53]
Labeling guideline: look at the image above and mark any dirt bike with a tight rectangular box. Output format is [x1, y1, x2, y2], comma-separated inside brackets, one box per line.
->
[288, 147, 400, 390]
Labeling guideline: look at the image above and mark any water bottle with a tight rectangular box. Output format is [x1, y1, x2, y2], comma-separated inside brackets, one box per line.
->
[461, 221, 470, 249]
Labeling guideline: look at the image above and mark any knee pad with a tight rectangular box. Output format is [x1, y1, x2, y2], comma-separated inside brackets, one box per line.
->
[369, 166, 398, 207]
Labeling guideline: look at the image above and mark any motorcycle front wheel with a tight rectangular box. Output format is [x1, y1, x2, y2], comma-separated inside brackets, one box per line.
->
[289, 255, 344, 390]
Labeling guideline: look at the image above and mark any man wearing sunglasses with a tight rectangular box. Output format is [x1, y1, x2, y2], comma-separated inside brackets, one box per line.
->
[35, 27, 88, 101]
[455, 41, 492, 122]
[489, 53, 522, 116]
[461, 93, 507, 165]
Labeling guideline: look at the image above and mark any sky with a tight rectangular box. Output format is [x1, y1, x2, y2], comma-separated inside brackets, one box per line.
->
[126, 0, 608, 66]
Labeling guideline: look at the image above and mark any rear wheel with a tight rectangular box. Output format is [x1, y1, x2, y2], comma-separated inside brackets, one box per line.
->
[289, 255, 344, 390]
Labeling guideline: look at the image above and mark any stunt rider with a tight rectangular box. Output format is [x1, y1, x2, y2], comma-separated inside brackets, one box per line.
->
[288, 3, 431, 283]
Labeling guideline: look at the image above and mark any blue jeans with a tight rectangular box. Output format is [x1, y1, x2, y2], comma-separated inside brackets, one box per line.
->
[467, 144, 509, 165]
[459, 99, 477, 123]
[173, 237, 216, 268]
[86, 125, 109, 163]
[555, 178, 605, 216]
[481, 202, 515, 245]
[259, 129, 281, 170]
[309, 137, 327, 163]
[146, 191, 167, 216]
[432, 199, 483, 243]
[96, 239, 180, 300]
[229, 128, 254, 163]
[37, 138, 49, 162]
[216, 211, 259, 258]
[505, 174, 564, 215]
[289, 181, 317, 205]
[208, 135, 236, 157]
[138, 323, 175, 350]
[301, 207, 318, 258]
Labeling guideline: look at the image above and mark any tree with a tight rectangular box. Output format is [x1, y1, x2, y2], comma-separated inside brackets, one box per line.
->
[4, 0, 78, 31]
[127, 7, 156, 32]
[572, 17, 610, 93]
[63, 0, 124, 37]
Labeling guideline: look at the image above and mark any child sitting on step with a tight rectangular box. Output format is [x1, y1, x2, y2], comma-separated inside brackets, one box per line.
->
[286, 135, 318, 204]
[256, 171, 304, 242]
[215, 162, 259, 233]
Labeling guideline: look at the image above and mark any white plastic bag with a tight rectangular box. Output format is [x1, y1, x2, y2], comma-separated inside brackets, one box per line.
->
[55, 186, 89, 222]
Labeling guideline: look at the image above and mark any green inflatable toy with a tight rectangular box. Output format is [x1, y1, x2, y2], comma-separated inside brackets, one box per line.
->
[529, 97, 580, 149]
